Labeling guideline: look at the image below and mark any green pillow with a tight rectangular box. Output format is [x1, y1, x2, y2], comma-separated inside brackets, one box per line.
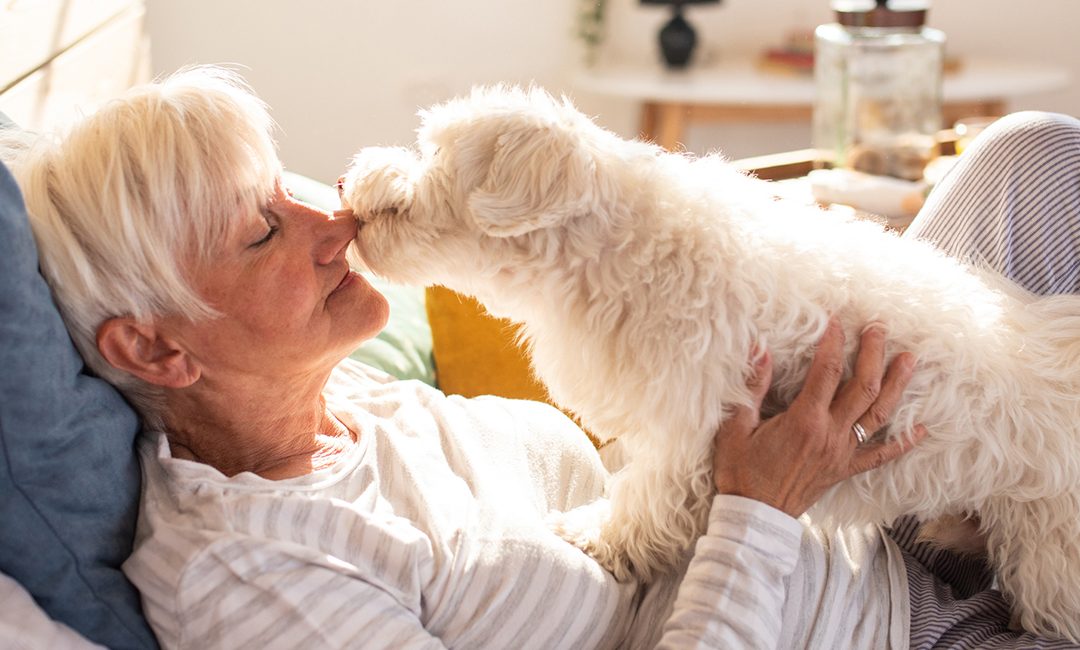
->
[283, 171, 436, 385]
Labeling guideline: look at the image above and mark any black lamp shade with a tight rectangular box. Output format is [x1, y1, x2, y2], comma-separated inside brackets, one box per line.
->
[642, 0, 721, 68]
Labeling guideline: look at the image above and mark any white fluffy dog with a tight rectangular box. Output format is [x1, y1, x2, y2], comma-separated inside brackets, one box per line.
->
[341, 87, 1080, 640]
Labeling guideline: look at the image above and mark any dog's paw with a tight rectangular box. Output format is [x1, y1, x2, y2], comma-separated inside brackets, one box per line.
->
[340, 146, 419, 221]
[548, 500, 607, 552]
[547, 500, 636, 582]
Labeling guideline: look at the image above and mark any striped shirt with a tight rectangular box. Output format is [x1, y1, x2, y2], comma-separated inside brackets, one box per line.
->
[123, 360, 907, 649]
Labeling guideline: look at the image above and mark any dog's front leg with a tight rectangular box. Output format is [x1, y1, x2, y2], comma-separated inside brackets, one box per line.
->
[550, 430, 716, 583]
[547, 498, 612, 562]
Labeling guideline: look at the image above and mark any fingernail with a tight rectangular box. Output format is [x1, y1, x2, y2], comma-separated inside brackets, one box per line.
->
[862, 321, 887, 336]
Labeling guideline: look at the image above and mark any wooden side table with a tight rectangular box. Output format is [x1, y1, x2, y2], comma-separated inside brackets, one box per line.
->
[577, 57, 1069, 151]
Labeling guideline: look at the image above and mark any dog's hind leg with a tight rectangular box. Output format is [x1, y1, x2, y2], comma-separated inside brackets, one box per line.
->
[985, 492, 1080, 642]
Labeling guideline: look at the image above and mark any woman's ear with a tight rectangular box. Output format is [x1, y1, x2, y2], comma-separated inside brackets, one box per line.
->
[96, 317, 201, 388]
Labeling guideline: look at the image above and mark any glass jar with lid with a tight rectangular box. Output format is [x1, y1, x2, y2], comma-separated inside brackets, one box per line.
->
[813, 0, 945, 181]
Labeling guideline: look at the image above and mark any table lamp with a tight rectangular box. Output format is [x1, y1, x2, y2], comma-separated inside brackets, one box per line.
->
[641, 0, 722, 68]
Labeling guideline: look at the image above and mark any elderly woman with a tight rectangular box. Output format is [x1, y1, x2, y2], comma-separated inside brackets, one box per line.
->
[4, 66, 1078, 649]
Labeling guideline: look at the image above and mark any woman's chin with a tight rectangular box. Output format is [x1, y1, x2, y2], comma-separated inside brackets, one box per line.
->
[356, 281, 391, 340]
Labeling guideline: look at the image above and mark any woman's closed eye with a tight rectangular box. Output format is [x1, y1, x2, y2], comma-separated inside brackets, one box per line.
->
[247, 182, 291, 249]
[249, 213, 280, 248]
[251, 225, 278, 247]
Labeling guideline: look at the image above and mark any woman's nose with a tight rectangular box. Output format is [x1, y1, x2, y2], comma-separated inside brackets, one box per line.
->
[327, 213, 359, 261]
[303, 203, 357, 265]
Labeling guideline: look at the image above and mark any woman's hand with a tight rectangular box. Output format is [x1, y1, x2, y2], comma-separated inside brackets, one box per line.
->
[712, 318, 928, 518]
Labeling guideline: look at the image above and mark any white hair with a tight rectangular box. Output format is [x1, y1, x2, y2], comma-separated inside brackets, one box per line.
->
[0, 65, 281, 420]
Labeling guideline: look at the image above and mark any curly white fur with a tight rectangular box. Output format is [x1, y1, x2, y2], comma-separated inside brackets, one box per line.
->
[342, 86, 1080, 641]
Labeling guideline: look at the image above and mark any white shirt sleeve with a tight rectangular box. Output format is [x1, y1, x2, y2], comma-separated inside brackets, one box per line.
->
[656, 495, 804, 650]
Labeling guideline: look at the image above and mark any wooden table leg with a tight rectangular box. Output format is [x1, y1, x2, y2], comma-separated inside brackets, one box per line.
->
[640, 100, 687, 151]
[639, 101, 658, 143]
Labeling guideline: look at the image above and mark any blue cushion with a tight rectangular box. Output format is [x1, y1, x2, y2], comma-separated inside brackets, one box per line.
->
[0, 160, 158, 648]
[283, 171, 437, 385]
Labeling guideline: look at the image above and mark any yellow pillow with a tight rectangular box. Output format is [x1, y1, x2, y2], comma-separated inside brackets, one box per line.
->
[424, 286, 599, 447]
[424, 286, 548, 401]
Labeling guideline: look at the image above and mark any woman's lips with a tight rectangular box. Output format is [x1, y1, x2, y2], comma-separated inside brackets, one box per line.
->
[333, 269, 357, 294]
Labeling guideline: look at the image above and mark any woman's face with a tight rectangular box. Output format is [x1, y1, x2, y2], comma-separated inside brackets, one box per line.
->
[167, 179, 389, 385]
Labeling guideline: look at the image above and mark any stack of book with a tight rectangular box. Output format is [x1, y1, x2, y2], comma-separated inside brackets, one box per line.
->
[757, 30, 815, 75]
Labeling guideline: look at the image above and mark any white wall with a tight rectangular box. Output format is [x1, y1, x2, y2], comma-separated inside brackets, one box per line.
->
[148, 0, 581, 183]
[147, 0, 1079, 181]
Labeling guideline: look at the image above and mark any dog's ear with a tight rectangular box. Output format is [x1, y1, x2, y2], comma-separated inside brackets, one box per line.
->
[467, 120, 592, 238]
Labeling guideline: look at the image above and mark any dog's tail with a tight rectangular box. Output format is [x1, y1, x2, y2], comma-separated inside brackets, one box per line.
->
[972, 262, 1080, 371]
[1011, 287, 1080, 378]
[1031, 295, 1080, 362]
